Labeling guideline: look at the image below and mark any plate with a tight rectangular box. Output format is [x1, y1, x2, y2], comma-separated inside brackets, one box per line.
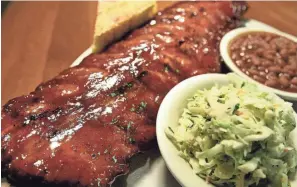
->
[156, 73, 297, 187]
[2, 19, 296, 187]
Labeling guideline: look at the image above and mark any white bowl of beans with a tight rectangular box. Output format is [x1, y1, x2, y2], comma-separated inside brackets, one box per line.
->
[220, 27, 297, 101]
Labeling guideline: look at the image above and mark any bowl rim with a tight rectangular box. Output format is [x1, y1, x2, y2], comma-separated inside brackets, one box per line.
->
[220, 27, 297, 101]
[156, 73, 297, 187]
[156, 73, 228, 187]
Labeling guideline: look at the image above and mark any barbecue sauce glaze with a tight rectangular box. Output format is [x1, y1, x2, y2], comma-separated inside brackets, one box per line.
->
[2, 2, 247, 186]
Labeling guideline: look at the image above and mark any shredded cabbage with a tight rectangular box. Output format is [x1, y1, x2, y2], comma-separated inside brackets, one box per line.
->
[165, 73, 297, 187]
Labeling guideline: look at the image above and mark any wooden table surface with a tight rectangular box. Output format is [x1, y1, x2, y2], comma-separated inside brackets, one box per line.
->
[2, 1, 297, 104]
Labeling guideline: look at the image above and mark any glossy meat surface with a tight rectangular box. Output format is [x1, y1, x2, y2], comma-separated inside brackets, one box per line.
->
[1, 2, 247, 186]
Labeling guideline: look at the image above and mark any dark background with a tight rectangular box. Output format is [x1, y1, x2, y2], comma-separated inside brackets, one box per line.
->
[2, 1, 10, 14]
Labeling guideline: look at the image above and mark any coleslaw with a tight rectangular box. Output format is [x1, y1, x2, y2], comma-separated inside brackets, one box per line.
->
[166, 73, 297, 187]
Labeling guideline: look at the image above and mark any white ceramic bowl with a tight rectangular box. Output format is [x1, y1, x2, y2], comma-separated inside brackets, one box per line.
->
[156, 73, 297, 187]
[220, 27, 297, 101]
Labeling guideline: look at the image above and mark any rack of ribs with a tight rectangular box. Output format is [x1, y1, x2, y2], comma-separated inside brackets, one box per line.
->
[1, 1, 247, 186]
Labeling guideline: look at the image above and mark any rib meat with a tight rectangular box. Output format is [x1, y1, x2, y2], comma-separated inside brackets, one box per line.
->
[1, 1, 247, 186]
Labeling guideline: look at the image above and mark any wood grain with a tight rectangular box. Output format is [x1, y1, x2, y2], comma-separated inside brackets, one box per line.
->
[245, 2, 297, 35]
[2, 1, 297, 104]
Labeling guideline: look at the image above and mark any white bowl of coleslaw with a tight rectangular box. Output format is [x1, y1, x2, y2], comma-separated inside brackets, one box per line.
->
[156, 73, 297, 187]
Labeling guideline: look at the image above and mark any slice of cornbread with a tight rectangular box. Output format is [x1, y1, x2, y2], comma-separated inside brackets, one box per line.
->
[92, 0, 157, 53]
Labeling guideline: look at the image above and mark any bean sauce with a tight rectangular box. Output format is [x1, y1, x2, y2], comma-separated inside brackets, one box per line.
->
[229, 32, 297, 93]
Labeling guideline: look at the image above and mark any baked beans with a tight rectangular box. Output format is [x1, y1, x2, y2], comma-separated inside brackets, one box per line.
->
[229, 32, 297, 93]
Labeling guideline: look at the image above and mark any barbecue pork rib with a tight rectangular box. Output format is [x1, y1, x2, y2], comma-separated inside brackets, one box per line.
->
[2, 1, 247, 186]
